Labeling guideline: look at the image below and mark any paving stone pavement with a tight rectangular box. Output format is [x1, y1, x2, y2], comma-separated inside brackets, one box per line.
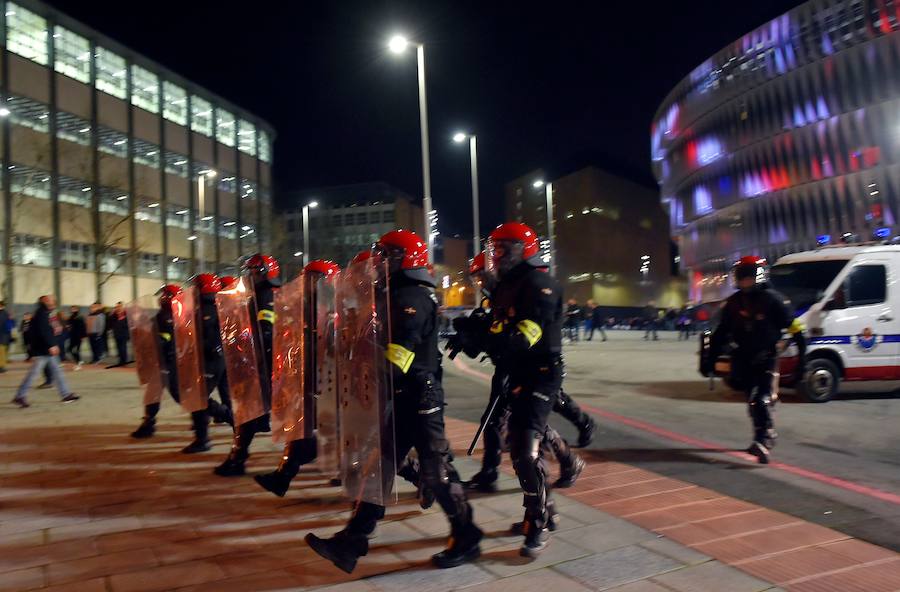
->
[0, 361, 887, 590]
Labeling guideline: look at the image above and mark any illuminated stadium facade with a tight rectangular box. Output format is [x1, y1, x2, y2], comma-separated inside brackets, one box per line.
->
[652, 0, 900, 301]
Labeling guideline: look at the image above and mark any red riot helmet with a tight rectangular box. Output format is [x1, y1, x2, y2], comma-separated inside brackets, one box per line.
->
[734, 255, 767, 286]
[374, 229, 432, 285]
[192, 273, 222, 295]
[219, 275, 238, 290]
[487, 222, 542, 277]
[156, 284, 182, 305]
[243, 253, 281, 286]
[350, 250, 372, 266]
[304, 259, 340, 278]
[468, 252, 486, 276]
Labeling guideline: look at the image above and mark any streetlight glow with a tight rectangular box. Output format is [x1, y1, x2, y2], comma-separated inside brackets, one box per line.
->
[388, 35, 409, 54]
[308, 200, 318, 208]
[453, 132, 467, 143]
[533, 180, 545, 188]
[0, 107, 10, 117]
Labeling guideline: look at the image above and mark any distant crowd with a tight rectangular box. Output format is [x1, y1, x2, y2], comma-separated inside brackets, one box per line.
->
[560, 299, 713, 343]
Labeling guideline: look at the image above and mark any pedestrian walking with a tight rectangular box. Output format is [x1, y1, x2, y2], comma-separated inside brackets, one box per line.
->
[87, 303, 106, 363]
[564, 299, 581, 343]
[643, 301, 659, 341]
[66, 305, 86, 365]
[585, 300, 607, 342]
[109, 302, 130, 367]
[0, 301, 11, 372]
[11, 295, 80, 408]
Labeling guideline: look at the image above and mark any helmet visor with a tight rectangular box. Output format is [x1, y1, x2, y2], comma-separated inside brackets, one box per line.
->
[486, 237, 524, 278]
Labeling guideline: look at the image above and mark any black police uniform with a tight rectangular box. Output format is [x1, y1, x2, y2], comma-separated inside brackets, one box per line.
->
[132, 304, 208, 442]
[706, 285, 799, 452]
[490, 261, 564, 541]
[214, 277, 276, 476]
[199, 294, 232, 425]
[306, 273, 481, 573]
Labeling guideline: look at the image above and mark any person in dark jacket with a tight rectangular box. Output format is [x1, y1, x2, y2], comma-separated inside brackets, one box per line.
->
[66, 306, 87, 365]
[564, 299, 581, 342]
[87, 303, 106, 363]
[109, 302, 129, 367]
[643, 301, 659, 341]
[0, 301, 11, 372]
[586, 300, 607, 342]
[11, 295, 79, 407]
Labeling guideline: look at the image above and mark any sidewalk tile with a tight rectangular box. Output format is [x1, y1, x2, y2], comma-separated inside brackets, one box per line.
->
[693, 523, 848, 562]
[639, 538, 711, 566]
[46, 515, 144, 543]
[95, 525, 200, 553]
[651, 560, 775, 592]
[479, 537, 592, 578]
[736, 545, 861, 584]
[605, 581, 676, 592]
[0, 539, 99, 573]
[107, 559, 227, 592]
[787, 558, 900, 592]
[819, 539, 899, 563]
[555, 544, 683, 590]
[0, 567, 44, 592]
[366, 561, 496, 591]
[39, 576, 107, 592]
[462, 567, 592, 592]
[46, 548, 158, 586]
[555, 520, 656, 554]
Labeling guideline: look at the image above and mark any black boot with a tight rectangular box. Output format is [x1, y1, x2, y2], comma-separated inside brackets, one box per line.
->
[131, 404, 159, 439]
[305, 530, 369, 574]
[214, 425, 252, 476]
[183, 410, 211, 454]
[254, 438, 316, 497]
[553, 456, 585, 489]
[182, 438, 211, 454]
[432, 521, 483, 569]
[520, 516, 550, 558]
[511, 501, 560, 534]
[463, 470, 498, 493]
[575, 417, 597, 449]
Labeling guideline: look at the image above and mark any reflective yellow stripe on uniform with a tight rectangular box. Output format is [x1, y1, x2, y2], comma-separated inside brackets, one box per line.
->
[516, 319, 542, 347]
[788, 318, 805, 335]
[490, 320, 505, 334]
[257, 309, 275, 323]
[159, 332, 172, 341]
[385, 343, 415, 374]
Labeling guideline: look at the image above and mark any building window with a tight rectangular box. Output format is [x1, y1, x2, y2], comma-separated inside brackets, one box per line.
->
[164, 151, 189, 177]
[196, 212, 215, 235]
[258, 129, 271, 163]
[237, 120, 256, 155]
[131, 65, 159, 113]
[167, 205, 190, 229]
[136, 252, 161, 277]
[98, 187, 129, 216]
[8, 95, 49, 132]
[220, 219, 237, 239]
[56, 111, 92, 146]
[163, 81, 187, 125]
[12, 234, 52, 266]
[97, 126, 129, 158]
[133, 138, 160, 169]
[383, 210, 395, 223]
[218, 175, 237, 193]
[53, 26, 90, 83]
[240, 223, 256, 239]
[101, 248, 129, 275]
[6, 4, 47, 65]
[95, 47, 127, 99]
[58, 174, 92, 207]
[190, 96, 212, 136]
[135, 199, 161, 223]
[240, 179, 256, 200]
[9, 164, 51, 200]
[216, 109, 235, 147]
[191, 161, 215, 179]
[168, 257, 190, 281]
[356, 213, 367, 225]
[59, 240, 93, 270]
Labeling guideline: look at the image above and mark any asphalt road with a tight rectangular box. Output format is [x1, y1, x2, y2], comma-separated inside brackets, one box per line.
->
[442, 330, 900, 552]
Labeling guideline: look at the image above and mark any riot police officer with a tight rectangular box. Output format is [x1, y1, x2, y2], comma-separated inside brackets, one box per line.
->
[214, 254, 279, 476]
[701, 256, 805, 464]
[486, 222, 566, 557]
[305, 230, 482, 573]
[131, 284, 212, 454]
[192, 274, 233, 428]
[454, 252, 586, 496]
[255, 259, 340, 497]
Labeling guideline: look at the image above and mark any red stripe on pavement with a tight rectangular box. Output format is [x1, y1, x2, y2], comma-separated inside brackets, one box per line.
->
[451, 356, 900, 507]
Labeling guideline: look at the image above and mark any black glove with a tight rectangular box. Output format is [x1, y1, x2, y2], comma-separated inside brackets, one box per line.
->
[700, 359, 714, 377]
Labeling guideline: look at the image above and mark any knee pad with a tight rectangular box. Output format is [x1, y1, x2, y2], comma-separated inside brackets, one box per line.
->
[419, 455, 450, 488]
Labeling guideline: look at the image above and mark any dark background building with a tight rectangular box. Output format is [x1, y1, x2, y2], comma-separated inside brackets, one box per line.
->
[653, 0, 900, 302]
[507, 166, 683, 308]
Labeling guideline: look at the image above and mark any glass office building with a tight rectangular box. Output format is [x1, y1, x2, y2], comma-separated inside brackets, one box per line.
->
[653, 0, 900, 301]
[0, 0, 274, 308]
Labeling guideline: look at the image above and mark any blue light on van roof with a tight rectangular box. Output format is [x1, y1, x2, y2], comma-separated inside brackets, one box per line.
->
[816, 234, 831, 246]
[874, 227, 891, 239]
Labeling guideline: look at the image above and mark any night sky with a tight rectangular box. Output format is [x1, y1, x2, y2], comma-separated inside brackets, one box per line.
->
[46, 0, 800, 237]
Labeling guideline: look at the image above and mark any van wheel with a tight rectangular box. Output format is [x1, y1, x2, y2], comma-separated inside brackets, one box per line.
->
[800, 358, 839, 403]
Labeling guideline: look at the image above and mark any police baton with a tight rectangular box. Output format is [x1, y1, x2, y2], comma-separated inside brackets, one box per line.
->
[468, 394, 501, 456]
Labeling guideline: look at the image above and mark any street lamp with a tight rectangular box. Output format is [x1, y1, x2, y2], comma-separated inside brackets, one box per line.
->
[302, 200, 318, 266]
[533, 179, 556, 277]
[196, 169, 217, 273]
[452, 131, 480, 255]
[388, 33, 433, 260]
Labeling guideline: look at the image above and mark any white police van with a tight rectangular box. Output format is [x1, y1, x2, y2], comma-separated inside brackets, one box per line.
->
[769, 243, 900, 402]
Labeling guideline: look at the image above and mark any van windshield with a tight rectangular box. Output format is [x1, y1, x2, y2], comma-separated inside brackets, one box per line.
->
[768, 260, 849, 311]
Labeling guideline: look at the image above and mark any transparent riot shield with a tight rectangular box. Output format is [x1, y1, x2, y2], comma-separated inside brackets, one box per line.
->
[172, 286, 208, 413]
[314, 273, 340, 474]
[216, 277, 267, 427]
[270, 273, 306, 443]
[126, 296, 164, 406]
[337, 258, 395, 506]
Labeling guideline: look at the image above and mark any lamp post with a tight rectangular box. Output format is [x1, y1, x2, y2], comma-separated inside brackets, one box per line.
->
[196, 170, 216, 273]
[302, 201, 318, 266]
[533, 179, 556, 277]
[453, 132, 480, 255]
[389, 34, 433, 260]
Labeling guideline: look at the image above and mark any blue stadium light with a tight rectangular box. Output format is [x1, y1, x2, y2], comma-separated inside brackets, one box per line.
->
[874, 227, 891, 240]
[816, 234, 831, 247]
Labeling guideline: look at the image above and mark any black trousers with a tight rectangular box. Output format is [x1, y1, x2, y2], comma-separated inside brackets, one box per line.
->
[348, 372, 471, 536]
[145, 363, 209, 439]
[89, 335, 104, 363]
[67, 337, 83, 363]
[732, 352, 777, 441]
[115, 336, 129, 365]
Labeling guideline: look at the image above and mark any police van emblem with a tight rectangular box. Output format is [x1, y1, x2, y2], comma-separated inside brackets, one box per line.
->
[856, 327, 878, 352]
